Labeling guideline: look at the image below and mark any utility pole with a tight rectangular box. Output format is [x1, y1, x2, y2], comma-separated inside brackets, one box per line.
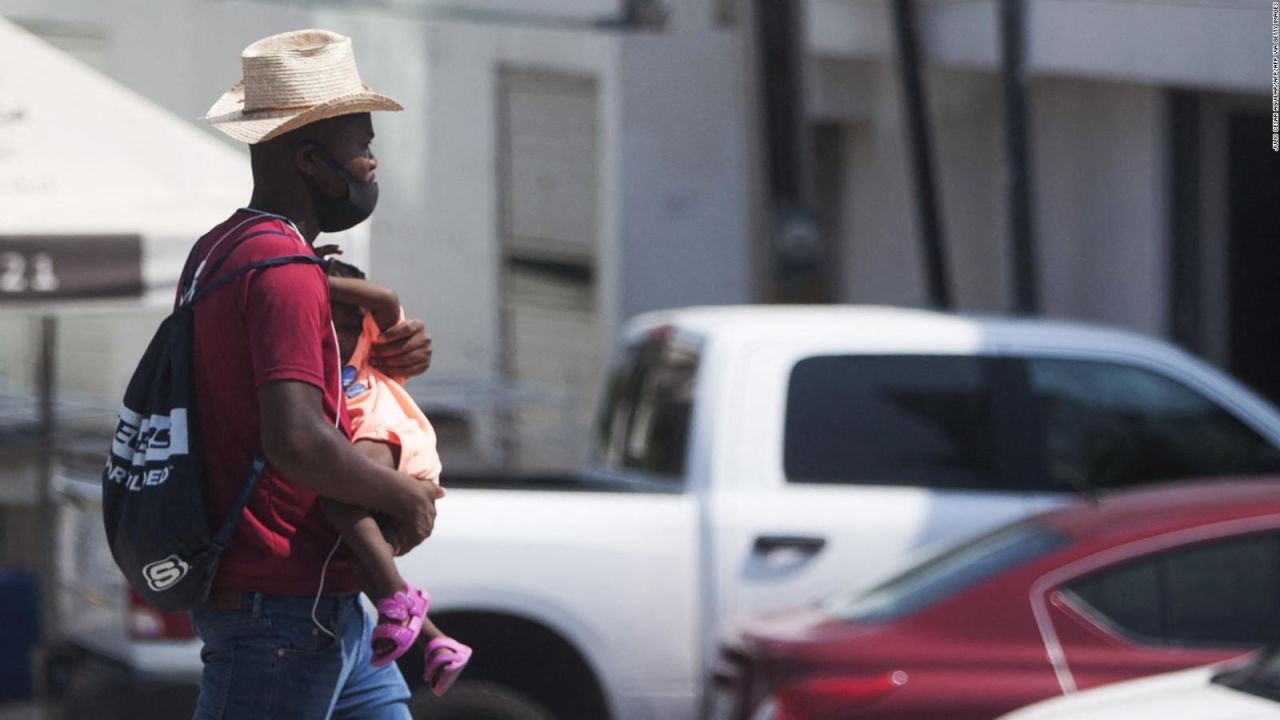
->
[890, 0, 952, 310]
[1000, 0, 1039, 314]
[36, 315, 58, 658]
[754, 0, 828, 302]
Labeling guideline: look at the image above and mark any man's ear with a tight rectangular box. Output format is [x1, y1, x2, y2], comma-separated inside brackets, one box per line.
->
[294, 141, 321, 177]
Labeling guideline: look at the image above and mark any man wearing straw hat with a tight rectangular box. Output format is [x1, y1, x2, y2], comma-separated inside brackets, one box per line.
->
[183, 29, 434, 718]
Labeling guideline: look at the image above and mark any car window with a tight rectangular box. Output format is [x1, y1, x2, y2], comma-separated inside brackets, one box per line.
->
[596, 333, 699, 479]
[1066, 532, 1280, 647]
[1028, 359, 1279, 491]
[826, 521, 1070, 622]
[1064, 558, 1163, 639]
[784, 356, 1003, 489]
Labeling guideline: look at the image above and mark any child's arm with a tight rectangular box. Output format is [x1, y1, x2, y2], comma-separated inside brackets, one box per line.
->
[328, 276, 400, 332]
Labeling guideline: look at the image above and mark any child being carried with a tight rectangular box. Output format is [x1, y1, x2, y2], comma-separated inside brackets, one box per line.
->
[317, 252, 471, 697]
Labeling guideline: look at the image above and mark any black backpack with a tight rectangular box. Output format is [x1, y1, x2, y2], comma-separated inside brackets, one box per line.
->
[102, 229, 322, 612]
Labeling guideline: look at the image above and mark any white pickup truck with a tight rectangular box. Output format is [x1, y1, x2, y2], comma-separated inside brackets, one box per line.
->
[51, 306, 1280, 720]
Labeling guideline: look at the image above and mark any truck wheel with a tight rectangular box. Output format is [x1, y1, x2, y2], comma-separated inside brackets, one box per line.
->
[408, 681, 556, 720]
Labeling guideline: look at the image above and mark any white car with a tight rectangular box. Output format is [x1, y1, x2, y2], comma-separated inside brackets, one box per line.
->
[1000, 650, 1280, 719]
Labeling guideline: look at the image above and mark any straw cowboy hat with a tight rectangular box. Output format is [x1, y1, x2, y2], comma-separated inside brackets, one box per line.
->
[205, 29, 402, 144]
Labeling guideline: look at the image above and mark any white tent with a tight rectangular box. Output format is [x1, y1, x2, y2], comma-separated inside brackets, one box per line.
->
[0, 16, 367, 306]
[0, 16, 253, 305]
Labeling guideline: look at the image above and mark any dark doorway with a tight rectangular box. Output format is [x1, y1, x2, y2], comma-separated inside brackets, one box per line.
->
[1227, 111, 1280, 404]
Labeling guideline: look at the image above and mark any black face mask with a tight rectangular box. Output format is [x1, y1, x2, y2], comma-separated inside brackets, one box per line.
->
[302, 142, 379, 233]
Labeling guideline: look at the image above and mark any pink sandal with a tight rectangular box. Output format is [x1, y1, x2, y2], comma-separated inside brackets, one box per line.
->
[370, 584, 429, 667]
[424, 637, 473, 696]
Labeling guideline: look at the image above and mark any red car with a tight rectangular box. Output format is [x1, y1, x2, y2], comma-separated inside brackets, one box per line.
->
[714, 478, 1280, 720]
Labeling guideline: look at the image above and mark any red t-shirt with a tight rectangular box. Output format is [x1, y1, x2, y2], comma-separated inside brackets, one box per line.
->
[181, 208, 357, 595]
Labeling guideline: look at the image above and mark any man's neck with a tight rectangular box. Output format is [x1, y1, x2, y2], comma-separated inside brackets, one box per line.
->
[247, 190, 319, 244]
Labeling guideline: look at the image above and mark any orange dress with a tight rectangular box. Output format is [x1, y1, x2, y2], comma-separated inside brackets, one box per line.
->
[342, 311, 442, 487]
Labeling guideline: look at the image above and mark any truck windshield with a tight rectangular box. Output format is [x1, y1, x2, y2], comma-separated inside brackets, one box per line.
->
[825, 521, 1071, 622]
[595, 332, 699, 481]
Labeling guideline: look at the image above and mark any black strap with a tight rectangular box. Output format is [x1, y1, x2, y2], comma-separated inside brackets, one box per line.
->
[179, 229, 292, 301]
[201, 230, 289, 287]
[211, 452, 267, 551]
[190, 254, 324, 305]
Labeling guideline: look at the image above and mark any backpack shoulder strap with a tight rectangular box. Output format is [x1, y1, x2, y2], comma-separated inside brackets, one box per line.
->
[181, 228, 295, 305]
[189, 254, 324, 305]
[211, 452, 268, 551]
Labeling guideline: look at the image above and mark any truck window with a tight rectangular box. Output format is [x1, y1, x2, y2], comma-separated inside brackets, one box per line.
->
[596, 336, 699, 479]
[1028, 359, 1280, 491]
[784, 355, 1000, 489]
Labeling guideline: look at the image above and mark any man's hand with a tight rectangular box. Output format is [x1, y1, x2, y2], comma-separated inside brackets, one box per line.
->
[371, 317, 433, 378]
[389, 479, 438, 554]
[313, 244, 343, 273]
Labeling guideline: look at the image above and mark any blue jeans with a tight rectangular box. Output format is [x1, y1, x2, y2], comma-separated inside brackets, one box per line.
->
[191, 593, 412, 719]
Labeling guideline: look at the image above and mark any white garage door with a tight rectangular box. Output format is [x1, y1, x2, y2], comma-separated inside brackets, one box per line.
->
[498, 71, 603, 471]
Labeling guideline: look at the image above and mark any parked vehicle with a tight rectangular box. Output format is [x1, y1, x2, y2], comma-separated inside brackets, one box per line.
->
[999, 649, 1280, 719]
[50, 306, 1280, 720]
[712, 478, 1280, 720]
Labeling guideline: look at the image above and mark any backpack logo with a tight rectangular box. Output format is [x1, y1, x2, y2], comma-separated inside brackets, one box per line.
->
[142, 555, 190, 592]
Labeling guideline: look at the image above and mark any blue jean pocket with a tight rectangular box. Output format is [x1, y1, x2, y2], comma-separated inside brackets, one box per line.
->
[268, 611, 340, 656]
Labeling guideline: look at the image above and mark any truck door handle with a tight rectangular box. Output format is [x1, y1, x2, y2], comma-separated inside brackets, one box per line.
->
[753, 535, 827, 555]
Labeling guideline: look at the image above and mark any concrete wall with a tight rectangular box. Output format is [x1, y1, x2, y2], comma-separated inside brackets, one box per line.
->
[1033, 78, 1168, 335]
[809, 0, 1271, 93]
[829, 61, 1009, 313]
[821, 60, 1169, 336]
[616, 30, 754, 324]
[806, 0, 1254, 340]
[825, 61, 1007, 312]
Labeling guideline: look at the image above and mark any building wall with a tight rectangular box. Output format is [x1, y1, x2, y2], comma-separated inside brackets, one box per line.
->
[827, 61, 1010, 313]
[616, 30, 754, 323]
[821, 60, 1170, 336]
[1033, 78, 1168, 335]
[806, 0, 1254, 340]
[808, 0, 1270, 94]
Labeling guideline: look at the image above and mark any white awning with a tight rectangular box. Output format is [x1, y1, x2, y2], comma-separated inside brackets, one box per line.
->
[0, 16, 367, 307]
[0, 17, 256, 306]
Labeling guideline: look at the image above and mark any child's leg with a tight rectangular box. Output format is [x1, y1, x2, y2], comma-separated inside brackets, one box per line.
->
[319, 440, 424, 660]
[317, 498, 405, 600]
[347, 440, 462, 658]
[421, 616, 449, 649]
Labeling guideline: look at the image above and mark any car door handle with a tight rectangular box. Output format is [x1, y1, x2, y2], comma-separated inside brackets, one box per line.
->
[753, 535, 827, 555]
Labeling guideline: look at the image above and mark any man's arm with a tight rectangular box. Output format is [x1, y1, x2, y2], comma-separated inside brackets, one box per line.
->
[258, 380, 436, 549]
[327, 276, 400, 333]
